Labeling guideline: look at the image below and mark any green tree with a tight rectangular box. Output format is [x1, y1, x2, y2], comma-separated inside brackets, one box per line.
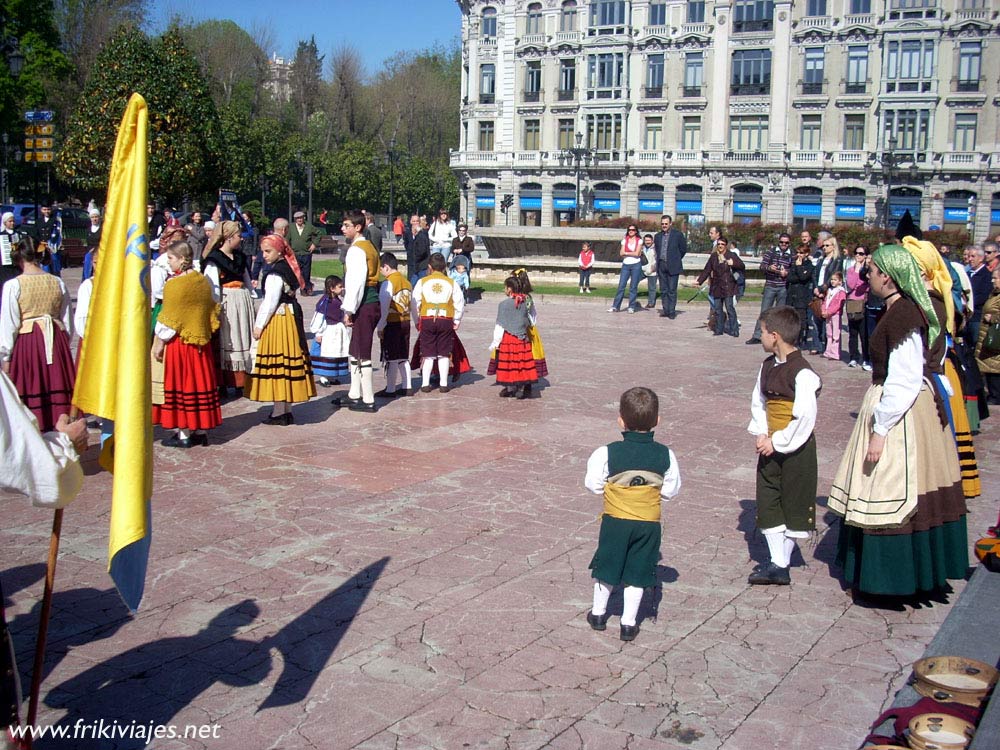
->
[57, 25, 224, 203]
[289, 37, 323, 133]
[180, 19, 268, 112]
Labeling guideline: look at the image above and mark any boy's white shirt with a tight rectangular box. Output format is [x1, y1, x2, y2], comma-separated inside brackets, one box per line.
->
[584, 444, 681, 501]
[747, 353, 822, 454]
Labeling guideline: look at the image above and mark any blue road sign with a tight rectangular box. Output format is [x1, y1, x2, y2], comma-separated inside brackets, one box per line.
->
[24, 110, 55, 123]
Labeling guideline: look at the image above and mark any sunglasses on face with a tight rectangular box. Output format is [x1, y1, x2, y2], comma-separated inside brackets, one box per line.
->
[627, 228, 637, 233]
[779, 240, 790, 245]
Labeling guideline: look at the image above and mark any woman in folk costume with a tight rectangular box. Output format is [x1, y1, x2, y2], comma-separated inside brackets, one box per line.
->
[828, 244, 967, 598]
[150, 225, 190, 333]
[0, 238, 75, 432]
[247, 233, 316, 425]
[901, 235, 981, 500]
[202, 220, 255, 397]
[151, 240, 221, 448]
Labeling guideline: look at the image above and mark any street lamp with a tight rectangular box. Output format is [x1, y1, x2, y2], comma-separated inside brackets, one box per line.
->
[882, 136, 899, 229]
[564, 132, 595, 223]
[386, 136, 397, 229]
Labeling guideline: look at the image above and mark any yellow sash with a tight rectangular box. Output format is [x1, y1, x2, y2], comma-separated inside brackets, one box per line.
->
[603, 483, 661, 522]
[765, 399, 794, 435]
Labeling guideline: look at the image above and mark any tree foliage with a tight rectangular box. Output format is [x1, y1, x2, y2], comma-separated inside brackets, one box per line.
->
[180, 20, 269, 112]
[57, 24, 224, 202]
[289, 37, 322, 134]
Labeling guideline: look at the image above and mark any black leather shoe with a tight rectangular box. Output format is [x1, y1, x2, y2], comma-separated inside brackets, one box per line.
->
[440, 385, 451, 394]
[515, 385, 530, 400]
[586, 611, 609, 631]
[374, 389, 400, 398]
[747, 562, 790, 585]
[264, 412, 294, 426]
[190, 433, 209, 447]
[499, 387, 514, 398]
[668, 313, 677, 319]
[162, 433, 192, 448]
[745, 337, 761, 345]
[620, 624, 639, 642]
[658, 311, 668, 318]
[348, 400, 377, 413]
[420, 385, 433, 393]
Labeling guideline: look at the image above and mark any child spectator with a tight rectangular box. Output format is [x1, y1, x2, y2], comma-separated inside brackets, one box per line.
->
[578, 241, 595, 294]
[584, 386, 680, 641]
[449, 257, 470, 301]
[822, 271, 847, 361]
[747, 306, 822, 584]
[376, 253, 413, 397]
[309, 275, 351, 387]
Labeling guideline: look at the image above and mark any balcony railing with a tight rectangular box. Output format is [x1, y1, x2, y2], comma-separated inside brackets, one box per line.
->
[587, 87, 623, 100]
[885, 79, 935, 94]
[479, 37, 497, 48]
[789, 151, 822, 164]
[554, 30, 582, 44]
[514, 151, 543, 167]
[841, 80, 869, 95]
[681, 85, 704, 98]
[681, 23, 712, 35]
[832, 151, 866, 166]
[479, 93, 496, 104]
[800, 16, 832, 29]
[644, 85, 664, 99]
[732, 19, 773, 33]
[844, 13, 875, 25]
[943, 153, 979, 167]
[955, 8, 989, 21]
[643, 25, 670, 36]
[731, 83, 770, 96]
[724, 151, 773, 162]
[520, 33, 547, 46]
[635, 151, 665, 164]
[522, 90, 540, 103]
[557, 88, 577, 101]
[799, 81, 825, 95]
[672, 151, 703, 166]
[954, 79, 981, 93]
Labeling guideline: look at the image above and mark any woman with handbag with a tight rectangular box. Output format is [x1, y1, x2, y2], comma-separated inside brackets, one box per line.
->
[608, 225, 644, 314]
[787, 243, 815, 347]
[974, 266, 1000, 404]
[695, 237, 744, 336]
[845, 246, 871, 367]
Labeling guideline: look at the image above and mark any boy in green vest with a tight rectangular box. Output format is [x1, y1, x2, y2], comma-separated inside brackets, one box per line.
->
[585, 387, 681, 642]
[747, 306, 822, 585]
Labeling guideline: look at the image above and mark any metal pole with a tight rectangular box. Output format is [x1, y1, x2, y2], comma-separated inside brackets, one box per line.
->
[287, 178, 293, 221]
[32, 158, 39, 241]
[306, 165, 313, 222]
[261, 178, 266, 221]
[884, 162, 891, 230]
[575, 156, 581, 224]
[388, 154, 395, 233]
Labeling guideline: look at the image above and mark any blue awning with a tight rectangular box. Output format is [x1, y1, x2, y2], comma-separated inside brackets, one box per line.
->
[553, 197, 577, 209]
[594, 198, 621, 211]
[676, 200, 703, 213]
[835, 204, 865, 220]
[519, 197, 542, 209]
[733, 201, 761, 216]
[476, 196, 495, 208]
[992, 209, 1000, 224]
[943, 207, 969, 222]
[793, 203, 821, 219]
[638, 199, 663, 212]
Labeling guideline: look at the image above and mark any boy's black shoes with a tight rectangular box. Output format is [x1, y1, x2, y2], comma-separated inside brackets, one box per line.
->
[620, 624, 639, 642]
[747, 562, 790, 585]
[348, 400, 377, 413]
[586, 611, 609, 631]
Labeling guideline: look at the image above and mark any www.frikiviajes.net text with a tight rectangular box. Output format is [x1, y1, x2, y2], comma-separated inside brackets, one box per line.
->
[8, 719, 222, 743]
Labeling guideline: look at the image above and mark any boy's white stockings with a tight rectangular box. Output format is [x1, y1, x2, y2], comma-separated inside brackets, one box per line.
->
[762, 525, 806, 569]
[592, 581, 611, 616]
[591, 581, 644, 628]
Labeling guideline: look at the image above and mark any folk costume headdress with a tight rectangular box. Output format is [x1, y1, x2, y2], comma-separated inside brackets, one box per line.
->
[901, 236, 955, 336]
[872, 243, 941, 347]
[260, 233, 306, 290]
[203, 220, 240, 255]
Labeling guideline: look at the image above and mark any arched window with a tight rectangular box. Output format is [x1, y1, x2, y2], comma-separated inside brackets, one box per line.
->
[482, 7, 498, 38]
[526, 3, 543, 35]
[560, 1, 578, 32]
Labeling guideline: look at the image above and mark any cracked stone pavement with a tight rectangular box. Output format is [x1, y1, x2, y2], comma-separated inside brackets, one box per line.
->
[2, 271, 996, 749]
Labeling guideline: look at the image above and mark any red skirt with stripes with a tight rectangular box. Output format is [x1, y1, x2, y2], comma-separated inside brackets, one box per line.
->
[492, 332, 539, 386]
[9, 325, 76, 433]
[152, 339, 221, 430]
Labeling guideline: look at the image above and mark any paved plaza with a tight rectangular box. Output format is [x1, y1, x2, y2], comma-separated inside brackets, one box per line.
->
[3, 272, 997, 750]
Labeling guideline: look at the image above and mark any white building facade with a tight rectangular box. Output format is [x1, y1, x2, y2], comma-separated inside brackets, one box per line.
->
[452, 0, 1000, 240]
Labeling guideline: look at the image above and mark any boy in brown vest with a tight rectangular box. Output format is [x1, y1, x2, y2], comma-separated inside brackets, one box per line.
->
[376, 252, 413, 397]
[747, 306, 822, 585]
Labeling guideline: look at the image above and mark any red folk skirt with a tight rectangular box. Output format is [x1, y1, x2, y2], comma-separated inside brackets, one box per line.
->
[9, 324, 76, 433]
[492, 332, 539, 386]
[152, 338, 221, 431]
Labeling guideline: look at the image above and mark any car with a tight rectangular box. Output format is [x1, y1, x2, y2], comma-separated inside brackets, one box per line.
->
[21, 206, 91, 240]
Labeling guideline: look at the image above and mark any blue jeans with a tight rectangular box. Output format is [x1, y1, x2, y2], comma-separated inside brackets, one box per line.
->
[715, 295, 738, 335]
[645, 273, 658, 305]
[752, 285, 788, 339]
[612, 263, 643, 311]
[579, 268, 592, 289]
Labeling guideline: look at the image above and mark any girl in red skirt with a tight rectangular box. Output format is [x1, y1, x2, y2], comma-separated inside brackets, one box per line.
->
[0, 238, 75, 431]
[152, 240, 222, 448]
[488, 272, 540, 400]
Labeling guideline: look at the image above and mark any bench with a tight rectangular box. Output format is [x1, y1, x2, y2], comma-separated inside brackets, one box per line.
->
[62, 238, 87, 267]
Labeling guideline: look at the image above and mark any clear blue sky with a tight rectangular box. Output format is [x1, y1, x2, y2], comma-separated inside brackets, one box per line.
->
[150, 0, 462, 74]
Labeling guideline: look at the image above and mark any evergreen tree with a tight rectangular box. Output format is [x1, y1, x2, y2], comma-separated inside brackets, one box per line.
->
[289, 37, 323, 133]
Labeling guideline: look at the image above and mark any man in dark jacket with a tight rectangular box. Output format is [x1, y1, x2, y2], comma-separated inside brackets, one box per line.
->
[653, 215, 687, 319]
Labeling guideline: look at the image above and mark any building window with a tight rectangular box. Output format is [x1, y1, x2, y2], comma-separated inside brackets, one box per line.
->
[729, 115, 768, 151]
[479, 64, 496, 103]
[589, 0, 626, 33]
[958, 42, 981, 92]
[526, 3, 543, 35]
[886, 39, 936, 93]
[850, 0, 871, 11]
[587, 52, 624, 99]
[479, 121, 495, 151]
[884, 110, 931, 152]
[644, 117, 662, 150]
[524, 119, 541, 150]
[846, 46, 868, 93]
[560, 0, 578, 31]
[803, 47, 824, 94]
[649, 1, 667, 25]
[559, 59, 576, 99]
[688, 0, 706, 23]
[954, 114, 977, 151]
[801, 115, 821, 151]
[731, 49, 771, 96]
[684, 52, 704, 96]
[558, 119, 575, 150]
[587, 113, 622, 150]
[682, 117, 701, 150]
[482, 7, 498, 38]
[646, 54, 664, 97]
[806, 0, 827, 15]
[844, 114, 865, 150]
[524, 61, 541, 102]
[733, 0, 774, 33]
[889, 0, 935, 9]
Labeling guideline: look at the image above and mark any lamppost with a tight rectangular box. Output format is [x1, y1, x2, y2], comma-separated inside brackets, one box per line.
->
[881, 136, 899, 229]
[564, 132, 594, 222]
[386, 136, 397, 229]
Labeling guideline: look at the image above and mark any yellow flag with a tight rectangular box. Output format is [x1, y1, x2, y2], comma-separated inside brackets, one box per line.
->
[72, 93, 152, 612]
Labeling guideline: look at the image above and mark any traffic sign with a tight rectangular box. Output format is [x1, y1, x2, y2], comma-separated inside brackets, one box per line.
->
[24, 138, 34, 150]
[34, 151, 54, 163]
[24, 151, 34, 162]
[33, 138, 53, 149]
[24, 125, 34, 136]
[24, 110, 54, 123]
[36, 124, 54, 136]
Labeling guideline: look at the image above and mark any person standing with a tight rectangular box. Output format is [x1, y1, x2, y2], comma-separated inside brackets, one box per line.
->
[82, 208, 102, 282]
[288, 210, 322, 296]
[363, 210, 384, 252]
[428, 209, 457, 264]
[654, 215, 688, 319]
[641, 233, 658, 309]
[608, 225, 644, 314]
[845, 246, 871, 367]
[450, 223, 475, 270]
[786, 244, 815, 348]
[809, 236, 845, 354]
[37, 204, 62, 276]
[408, 216, 431, 286]
[695, 237, 745, 337]
[747, 233, 792, 344]
[340, 210, 382, 412]
[186, 211, 208, 258]
[393, 215, 404, 243]
[966, 246, 992, 346]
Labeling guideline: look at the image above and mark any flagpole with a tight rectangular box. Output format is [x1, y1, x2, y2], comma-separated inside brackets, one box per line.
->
[24, 507, 63, 739]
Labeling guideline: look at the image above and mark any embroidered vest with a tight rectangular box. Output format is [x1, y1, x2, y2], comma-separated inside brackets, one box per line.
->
[384, 271, 412, 323]
[18, 274, 63, 319]
[418, 272, 456, 318]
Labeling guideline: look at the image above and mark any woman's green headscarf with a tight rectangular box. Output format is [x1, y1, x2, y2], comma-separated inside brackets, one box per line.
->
[872, 243, 940, 346]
